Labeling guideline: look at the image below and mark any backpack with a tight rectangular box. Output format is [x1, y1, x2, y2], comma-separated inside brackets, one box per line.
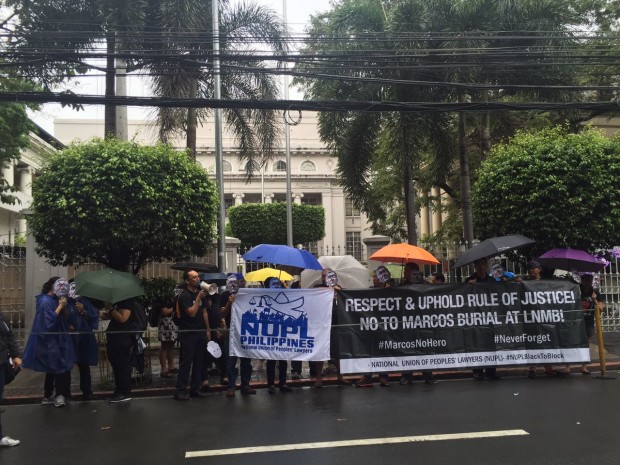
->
[129, 301, 148, 337]
[172, 295, 181, 326]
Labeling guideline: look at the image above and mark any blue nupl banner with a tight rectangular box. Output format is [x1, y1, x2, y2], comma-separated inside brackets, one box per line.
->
[229, 288, 333, 361]
[336, 281, 590, 374]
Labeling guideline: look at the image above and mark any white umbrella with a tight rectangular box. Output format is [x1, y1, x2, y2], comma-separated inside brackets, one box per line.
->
[300, 255, 369, 289]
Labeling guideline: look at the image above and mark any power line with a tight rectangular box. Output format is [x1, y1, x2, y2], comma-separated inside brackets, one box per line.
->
[1, 91, 618, 113]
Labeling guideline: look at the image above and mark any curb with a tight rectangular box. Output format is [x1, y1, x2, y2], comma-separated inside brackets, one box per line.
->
[4, 361, 619, 406]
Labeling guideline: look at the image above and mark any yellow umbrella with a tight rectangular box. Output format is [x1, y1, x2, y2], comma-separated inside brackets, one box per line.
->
[245, 267, 293, 283]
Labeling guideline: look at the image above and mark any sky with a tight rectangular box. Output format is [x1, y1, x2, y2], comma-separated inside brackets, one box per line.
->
[31, 0, 334, 134]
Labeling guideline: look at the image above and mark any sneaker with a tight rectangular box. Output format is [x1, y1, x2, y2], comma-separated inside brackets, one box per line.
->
[109, 394, 132, 403]
[226, 389, 236, 398]
[41, 396, 54, 406]
[267, 385, 276, 394]
[399, 376, 412, 385]
[53, 395, 66, 408]
[0, 436, 20, 447]
[279, 384, 293, 392]
[379, 377, 390, 387]
[189, 390, 208, 398]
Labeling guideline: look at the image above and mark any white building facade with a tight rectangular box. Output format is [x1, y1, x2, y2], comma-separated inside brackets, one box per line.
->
[54, 112, 373, 260]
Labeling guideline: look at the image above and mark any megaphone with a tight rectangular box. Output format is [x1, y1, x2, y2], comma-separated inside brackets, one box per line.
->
[200, 282, 218, 295]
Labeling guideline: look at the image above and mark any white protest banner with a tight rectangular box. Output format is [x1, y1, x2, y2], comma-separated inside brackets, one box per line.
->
[229, 288, 333, 361]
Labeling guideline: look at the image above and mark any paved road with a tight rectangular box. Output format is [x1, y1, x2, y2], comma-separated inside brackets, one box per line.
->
[1, 375, 619, 465]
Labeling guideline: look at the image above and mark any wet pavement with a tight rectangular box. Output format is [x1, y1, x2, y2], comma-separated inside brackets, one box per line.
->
[4, 331, 620, 404]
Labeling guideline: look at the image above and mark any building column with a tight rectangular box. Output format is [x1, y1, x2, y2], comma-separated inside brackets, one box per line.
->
[18, 167, 33, 197]
[232, 193, 245, 205]
[322, 190, 333, 252]
[17, 218, 27, 236]
[332, 190, 346, 251]
[293, 193, 304, 205]
[432, 187, 443, 234]
[420, 192, 430, 237]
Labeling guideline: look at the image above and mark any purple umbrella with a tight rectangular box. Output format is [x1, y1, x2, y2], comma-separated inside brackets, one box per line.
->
[537, 248, 607, 272]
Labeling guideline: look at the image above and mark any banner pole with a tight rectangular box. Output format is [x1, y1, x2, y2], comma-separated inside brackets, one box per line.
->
[593, 305, 615, 380]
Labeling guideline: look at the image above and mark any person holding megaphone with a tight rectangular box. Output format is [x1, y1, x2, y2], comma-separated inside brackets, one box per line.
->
[173, 270, 212, 401]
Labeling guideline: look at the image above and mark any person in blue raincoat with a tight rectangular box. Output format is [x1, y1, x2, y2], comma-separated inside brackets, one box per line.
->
[67, 281, 99, 400]
[22, 277, 76, 408]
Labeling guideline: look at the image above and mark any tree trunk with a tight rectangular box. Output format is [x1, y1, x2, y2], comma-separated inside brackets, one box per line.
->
[104, 32, 116, 138]
[403, 162, 418, 246]
[186, 77, 198, 160]
[459, 93, 474, 247]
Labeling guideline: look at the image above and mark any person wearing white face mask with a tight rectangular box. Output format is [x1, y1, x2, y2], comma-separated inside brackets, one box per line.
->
[22, 277, 76, 408]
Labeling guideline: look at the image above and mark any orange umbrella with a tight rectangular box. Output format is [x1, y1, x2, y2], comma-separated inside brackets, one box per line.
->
[369, 243, 439, 265]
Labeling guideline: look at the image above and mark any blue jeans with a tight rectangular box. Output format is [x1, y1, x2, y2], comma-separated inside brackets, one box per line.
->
[227, 356, 252, 390]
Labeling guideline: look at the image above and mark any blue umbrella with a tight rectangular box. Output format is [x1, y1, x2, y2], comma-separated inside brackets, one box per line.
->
[242, 244, 323, 271]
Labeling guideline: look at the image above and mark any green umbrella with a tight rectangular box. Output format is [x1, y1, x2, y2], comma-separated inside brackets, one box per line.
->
[74, 268, 144, 304]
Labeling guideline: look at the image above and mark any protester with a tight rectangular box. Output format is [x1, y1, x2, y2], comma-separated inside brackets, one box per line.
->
[523, 260, 557, 378]
[311, 268, 350, 388]
[465, 259, 500, 381]
[490, 263, 517, 282]
[289, 280, 304, 380]
[67, 281, 99, 400]
[174, 270, 211, 400]
[0, 310, 22, 447]
[431, 272, 446, 284]
[154, 294, 178, 378]
[264, 277, 293, 393]
[579, 274, 603, 376]
[221, 273, 256, 397]
[23, 277, 76, 407]
[353, 266, 392, 388]
[104, 297, 139, 403]
[204, 282, 226, 389]
[400, 263, 436, 385]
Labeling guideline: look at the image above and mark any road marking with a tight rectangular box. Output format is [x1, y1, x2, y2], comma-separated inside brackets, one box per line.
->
[185, 429, 529, 458]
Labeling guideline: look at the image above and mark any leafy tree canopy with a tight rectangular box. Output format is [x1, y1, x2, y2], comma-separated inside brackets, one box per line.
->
[29, 139, 218, 273]
[0, 73, 40, 205]
[228, 202, 325, 247]
[472, 126, 620, 254]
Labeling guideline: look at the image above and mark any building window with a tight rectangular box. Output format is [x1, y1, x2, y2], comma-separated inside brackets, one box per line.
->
[300, 160, 316, 172]
[273, 160, 287, 172]
[345, 197, 360, 217]
[223, 160, 232, 172]
[346, 231, 362, 261]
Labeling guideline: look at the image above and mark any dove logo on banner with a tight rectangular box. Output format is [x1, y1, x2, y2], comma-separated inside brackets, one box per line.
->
[229, 288, 333, 361]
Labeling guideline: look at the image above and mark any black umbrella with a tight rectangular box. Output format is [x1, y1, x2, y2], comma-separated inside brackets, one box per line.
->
[454, 235, 535, 268]
[199, 272, 228, 285]
[170, 262, 218, 273]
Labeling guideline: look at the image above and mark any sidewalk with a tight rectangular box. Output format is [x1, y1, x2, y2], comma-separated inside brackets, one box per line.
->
[5, 332, 620, 404]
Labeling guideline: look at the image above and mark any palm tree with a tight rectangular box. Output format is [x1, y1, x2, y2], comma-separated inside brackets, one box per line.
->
[296, 0, 594, 245]
[142, 0, 288, 168]
[295, 0, 456, 245]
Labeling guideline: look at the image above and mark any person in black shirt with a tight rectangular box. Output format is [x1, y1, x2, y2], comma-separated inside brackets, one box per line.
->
[465, 258, 499, 380]
[173, 270, 211, 400]
[106, 298, 135, 403]
[0, 311, 22, 447]
[221, 273, 256, 397]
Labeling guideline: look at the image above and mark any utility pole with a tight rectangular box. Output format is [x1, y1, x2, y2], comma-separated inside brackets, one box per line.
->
[212, 0, 226, 271]
[283, 0, 293, 247]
